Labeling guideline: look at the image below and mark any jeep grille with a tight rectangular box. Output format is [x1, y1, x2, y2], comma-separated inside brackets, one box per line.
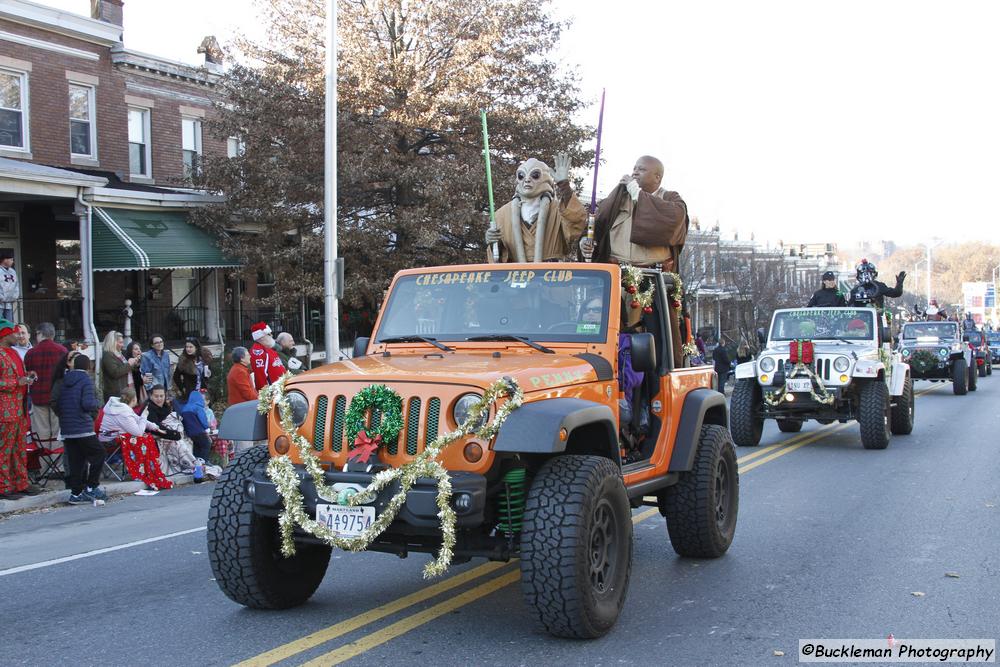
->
[779, 357, 832, 381]
[315, 393, 442, 456]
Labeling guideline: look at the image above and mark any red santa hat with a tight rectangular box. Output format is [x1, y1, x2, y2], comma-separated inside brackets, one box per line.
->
[250, 322, 272, 341]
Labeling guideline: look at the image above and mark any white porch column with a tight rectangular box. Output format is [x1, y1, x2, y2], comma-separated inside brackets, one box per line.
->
[205, 269, 221, 343]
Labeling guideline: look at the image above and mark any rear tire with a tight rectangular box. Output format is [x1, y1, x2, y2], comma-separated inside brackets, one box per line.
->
[208, 446, 331, 609]
[777, 419, 803, 433]
[730, 379, 763, 446]
[520, 455, 632, 639]
[978, 361, 987, 377]
[660, 425, 739, 558]
[890, 374, 914, 435]
[952, 359, 968, 395]
[859, 381, 891, 450]
[968, 363, 978, 391]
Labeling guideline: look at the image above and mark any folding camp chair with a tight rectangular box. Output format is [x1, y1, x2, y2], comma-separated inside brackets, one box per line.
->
[26, 431, 64, 488]
[95, 408, 128, 482]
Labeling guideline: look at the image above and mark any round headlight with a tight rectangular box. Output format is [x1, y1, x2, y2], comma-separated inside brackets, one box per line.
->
[833, 356, 850, 372]
[759, 357, 776, 373]
[901, 348, 911, 358]
[453, 393, 488, 430]
[938, 348, 948, 358]
[286, 391, 309, 427]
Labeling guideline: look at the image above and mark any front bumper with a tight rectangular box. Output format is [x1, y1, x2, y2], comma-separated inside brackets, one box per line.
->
[761, 386, 848, 417]
[248, 465, 488, 530]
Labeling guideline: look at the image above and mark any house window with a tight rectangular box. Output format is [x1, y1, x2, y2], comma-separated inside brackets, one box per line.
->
[226, 136, 245, 158]
[0, 68, 28, 150]
[56, 239, 82, 300]
[128, 107, 151, 177]
[182, 117, 202, 177]
[69, 83, 96, 157]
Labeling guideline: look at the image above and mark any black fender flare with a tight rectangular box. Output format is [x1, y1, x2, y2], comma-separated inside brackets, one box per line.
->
[493, 397, 618, 462]
[218, 400, 268, 442]
[668, 388, 728, 472]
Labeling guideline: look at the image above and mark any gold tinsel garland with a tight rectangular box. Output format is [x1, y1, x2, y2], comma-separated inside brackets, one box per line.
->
[763, 361, 836, 406]
[259, 373, 524, 578]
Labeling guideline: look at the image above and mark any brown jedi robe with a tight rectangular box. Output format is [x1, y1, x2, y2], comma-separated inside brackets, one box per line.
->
[487, 193, 588, 263]
[586, 184, 689, 271]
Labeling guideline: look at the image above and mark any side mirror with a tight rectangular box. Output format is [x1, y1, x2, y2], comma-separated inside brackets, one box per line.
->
[352, 337, 370, 358]
[629, 332, 656, 373]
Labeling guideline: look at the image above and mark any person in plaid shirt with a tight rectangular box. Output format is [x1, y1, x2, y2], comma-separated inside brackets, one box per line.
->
[24, 322, 68, 476]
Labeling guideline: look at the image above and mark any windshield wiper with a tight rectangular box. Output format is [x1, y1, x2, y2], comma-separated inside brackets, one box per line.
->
[466, 334, 555, 354]
[379, 336, 454, 352]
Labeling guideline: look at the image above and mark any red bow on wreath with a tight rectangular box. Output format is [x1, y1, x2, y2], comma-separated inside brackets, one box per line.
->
[789, 339, 814, 365]
[348, 430, 382, 464]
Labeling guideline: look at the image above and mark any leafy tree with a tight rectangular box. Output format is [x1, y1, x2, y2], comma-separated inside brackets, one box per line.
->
[193, 0, 592, 321]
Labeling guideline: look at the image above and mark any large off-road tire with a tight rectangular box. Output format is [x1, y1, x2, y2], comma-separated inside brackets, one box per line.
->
[968, 363, 978, 391]
[659, 425, 739, 558]
[890, 374, 914, 435]
[952, 359, 968, 395]
[777, 419, 803, 433]
[987, 361, 993, 376]
[978, 359, 987, 377]
[859, 380, 891, 450]
[520, 455, 632, 639]
[730, 379, 763, 446]
[208, 446, 331, 609]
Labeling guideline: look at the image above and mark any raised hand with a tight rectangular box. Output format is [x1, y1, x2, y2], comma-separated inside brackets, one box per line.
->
[553, 152, 571, 182]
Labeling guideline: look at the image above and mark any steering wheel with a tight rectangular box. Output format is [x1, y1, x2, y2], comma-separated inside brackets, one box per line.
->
[546, 321, 580, 333]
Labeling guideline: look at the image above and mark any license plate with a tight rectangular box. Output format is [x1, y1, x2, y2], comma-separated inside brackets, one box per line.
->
[315, 504, 375, 538]
[786, 378, 812, 393]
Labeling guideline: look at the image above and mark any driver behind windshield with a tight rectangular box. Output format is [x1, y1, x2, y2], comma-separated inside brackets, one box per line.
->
[580, 297, 603, 324]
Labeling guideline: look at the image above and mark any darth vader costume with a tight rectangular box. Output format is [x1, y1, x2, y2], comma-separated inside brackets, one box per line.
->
[847, 260, 905, 309]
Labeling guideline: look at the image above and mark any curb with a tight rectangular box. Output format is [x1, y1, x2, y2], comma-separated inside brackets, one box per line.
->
[0, 474, 197, 515]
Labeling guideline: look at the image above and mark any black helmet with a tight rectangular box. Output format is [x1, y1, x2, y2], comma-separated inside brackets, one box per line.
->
[855, 258, 877, 284]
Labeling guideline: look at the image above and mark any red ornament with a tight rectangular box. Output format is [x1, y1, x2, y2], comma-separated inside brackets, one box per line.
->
[631, 300, 640, 308]
[627, 285, 637, 294]
[643, 306, 653, 314]
[348, 430, 382, 464]
[671, 300, 681, 309]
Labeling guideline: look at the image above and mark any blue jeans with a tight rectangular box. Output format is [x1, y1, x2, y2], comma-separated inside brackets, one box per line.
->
[0, 306, 12, 321]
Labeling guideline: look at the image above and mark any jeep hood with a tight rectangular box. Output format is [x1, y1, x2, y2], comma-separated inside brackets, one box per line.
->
[289, 352, 606, 393]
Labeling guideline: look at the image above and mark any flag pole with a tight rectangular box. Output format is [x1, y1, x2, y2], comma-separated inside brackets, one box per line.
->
[481, 110, 499, 262]
[323, 1, 339, 358]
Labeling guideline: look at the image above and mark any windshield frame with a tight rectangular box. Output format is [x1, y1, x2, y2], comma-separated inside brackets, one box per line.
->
[374, 266, 615, 345]
[767, 307, 877, 344]
[900, 322, 959, 341]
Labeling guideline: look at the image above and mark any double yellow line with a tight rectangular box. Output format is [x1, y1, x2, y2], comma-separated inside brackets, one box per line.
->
[237, 383, 940, 666]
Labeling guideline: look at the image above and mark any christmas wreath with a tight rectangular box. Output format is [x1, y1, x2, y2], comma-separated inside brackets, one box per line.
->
[908, 349, 939, 375]
[621, 265, 655, 314]
[344, 384, 404, 463]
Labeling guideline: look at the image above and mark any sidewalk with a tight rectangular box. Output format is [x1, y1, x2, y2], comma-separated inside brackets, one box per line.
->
[0, 474, 199, 516]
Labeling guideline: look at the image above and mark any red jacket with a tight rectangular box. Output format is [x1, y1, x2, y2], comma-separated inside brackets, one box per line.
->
[0, 347, 27, 424]
[250, 342, 284, 390]
[227, 363, 258, 405]
[24, 338, 67, 406]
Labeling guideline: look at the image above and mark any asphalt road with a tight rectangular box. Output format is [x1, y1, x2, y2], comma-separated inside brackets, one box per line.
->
[2, 377, 997, 666]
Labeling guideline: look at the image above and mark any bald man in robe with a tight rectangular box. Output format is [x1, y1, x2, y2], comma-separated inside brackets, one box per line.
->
[581, 155, 689, 271]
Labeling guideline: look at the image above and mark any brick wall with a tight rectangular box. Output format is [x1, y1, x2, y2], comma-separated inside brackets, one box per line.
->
[0, 19, 224, 184]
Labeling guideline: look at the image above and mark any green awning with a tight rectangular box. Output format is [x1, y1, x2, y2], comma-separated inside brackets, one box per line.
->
[92, 207, 239, 271]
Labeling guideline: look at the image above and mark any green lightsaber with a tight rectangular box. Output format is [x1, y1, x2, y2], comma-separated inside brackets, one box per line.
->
[480, 110, 499, 262]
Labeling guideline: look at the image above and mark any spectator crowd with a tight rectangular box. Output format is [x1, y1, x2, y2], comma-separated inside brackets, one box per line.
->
[0, 315, 306, 506]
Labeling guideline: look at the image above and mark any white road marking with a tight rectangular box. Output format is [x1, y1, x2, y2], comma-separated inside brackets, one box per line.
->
[0, 526, 206, 577]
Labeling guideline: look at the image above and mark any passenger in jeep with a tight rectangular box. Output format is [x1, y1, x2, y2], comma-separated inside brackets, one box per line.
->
[484, 157, 587, 263]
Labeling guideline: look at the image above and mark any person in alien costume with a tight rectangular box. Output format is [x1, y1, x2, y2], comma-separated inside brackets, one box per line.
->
[485, 154, 588, 262]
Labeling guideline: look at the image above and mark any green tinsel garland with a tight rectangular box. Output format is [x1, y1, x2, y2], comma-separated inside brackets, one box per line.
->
[259, 373, 524, 579]
[763, 361, 836, 406]
[908, 349, 939, 375]
[344, 384, 404, 445]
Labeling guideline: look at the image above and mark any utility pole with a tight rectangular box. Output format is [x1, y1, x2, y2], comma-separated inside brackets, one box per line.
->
[322, 1, 339, 359]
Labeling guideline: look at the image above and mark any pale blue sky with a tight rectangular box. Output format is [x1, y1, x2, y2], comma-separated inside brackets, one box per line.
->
[36, 0, 999, 246]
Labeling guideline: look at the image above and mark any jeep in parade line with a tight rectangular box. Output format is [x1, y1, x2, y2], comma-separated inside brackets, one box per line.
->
[207, 263, 739, 639]
[730, 307, 915, 450]
[964, 329, 992, 378]
[987, 332, 1000, 366]
[897, 320, 977, 394]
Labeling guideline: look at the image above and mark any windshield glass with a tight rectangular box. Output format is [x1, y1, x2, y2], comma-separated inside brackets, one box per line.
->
[769, 309, 875, 342]
[901, 322, 958, 340]
[988, 334, 1000, 345]
[966, 331, 983, 345]
[376, 268, 612, 343]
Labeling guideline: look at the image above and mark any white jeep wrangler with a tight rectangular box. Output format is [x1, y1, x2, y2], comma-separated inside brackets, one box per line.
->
[730, 307, 914, 450]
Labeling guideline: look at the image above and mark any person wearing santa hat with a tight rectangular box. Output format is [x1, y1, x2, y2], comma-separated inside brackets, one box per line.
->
[249, 322, 285, 390]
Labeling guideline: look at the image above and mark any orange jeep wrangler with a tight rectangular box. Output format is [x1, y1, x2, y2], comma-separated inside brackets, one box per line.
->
[208, 262, 738, 639]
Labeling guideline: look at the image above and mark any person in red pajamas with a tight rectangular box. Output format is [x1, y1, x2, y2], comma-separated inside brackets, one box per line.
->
[0, 318, 41, 499]
[248, 322, 285, 390]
